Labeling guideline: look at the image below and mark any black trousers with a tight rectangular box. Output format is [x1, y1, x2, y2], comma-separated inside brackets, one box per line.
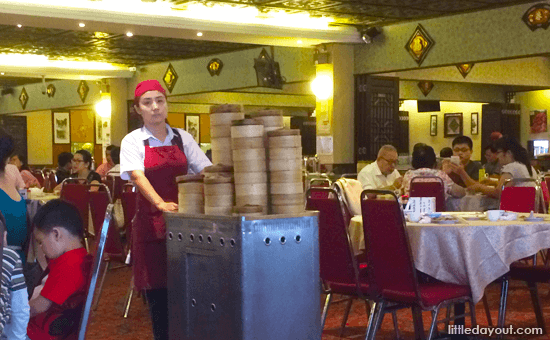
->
[144, 288, 169, 340]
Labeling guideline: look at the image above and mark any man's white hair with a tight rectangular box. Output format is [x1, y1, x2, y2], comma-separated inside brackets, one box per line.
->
[377, 145, 397, 158]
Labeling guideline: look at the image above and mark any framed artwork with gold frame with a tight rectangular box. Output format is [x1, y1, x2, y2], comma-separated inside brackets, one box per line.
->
[444, 113, 463, 138]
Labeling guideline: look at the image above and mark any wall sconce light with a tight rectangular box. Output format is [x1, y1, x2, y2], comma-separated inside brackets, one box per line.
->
[95, 93, 111, 118]
[360, 27, 381, 44]
[311, 75, 333, 100]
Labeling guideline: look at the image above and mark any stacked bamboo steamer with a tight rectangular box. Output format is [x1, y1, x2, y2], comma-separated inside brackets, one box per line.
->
[231, 119, 268, 214]
[268, 129, 304, 214]
[203, 164, 234, 216]
[253, 110, 284, 133]
[210, 104, 244, 166]
[176, 174, 204, 214]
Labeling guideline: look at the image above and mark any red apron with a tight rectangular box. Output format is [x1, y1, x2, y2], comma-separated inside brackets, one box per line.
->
[133, 131, 187, 290]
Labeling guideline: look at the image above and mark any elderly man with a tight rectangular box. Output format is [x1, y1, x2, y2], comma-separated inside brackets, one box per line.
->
[358, 145, 403, 190]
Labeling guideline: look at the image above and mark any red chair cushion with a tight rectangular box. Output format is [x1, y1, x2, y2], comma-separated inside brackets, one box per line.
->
[325, 281, 372, 296]
[382, 282, 471, 307]
[509, 264, 550, 282]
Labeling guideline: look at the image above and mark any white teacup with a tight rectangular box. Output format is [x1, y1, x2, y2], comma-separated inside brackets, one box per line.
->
[408, 212, 421, 222]
[487, 210, 504, 221]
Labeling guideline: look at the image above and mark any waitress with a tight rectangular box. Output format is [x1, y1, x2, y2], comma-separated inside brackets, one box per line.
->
[120, 80, 211, 340]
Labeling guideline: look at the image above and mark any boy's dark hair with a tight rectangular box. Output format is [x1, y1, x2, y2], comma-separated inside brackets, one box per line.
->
[32, 199, 83, 237]
[484, 143, 497, 153]
[452, 136, 473, 150]
[440, 147, 453, 158]
[110, 146, 120, 165]
[57, 152, 73, 168]
[106, 145, 115, 152]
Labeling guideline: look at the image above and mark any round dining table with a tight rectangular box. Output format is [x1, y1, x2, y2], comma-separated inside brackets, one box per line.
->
[349, 212, 550, 304]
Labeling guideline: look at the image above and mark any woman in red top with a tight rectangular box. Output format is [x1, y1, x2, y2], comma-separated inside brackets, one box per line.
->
[120, 80, 211, 339]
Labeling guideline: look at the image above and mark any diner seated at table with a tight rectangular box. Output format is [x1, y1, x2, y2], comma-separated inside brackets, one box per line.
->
[55, 152, 73, 185]
[106, 146, 120, 177]
[9, 154, 40, 189]
[447, 135, 482, 187]
[95, 145, 116, 177]
[53, 150, 101, 193]
[402, 143, 466, 199]
[483, 143, 502, 176]
[449, 135, 536, 199]
[357, 144, 402, 191]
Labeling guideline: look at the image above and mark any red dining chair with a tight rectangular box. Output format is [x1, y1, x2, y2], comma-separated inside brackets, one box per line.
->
[409, 176, 446, 212]
[499, 178, 543, 213]
[305, 187, 401, 338]
[77, 204, 113, 340]
[361, 189, 476, 340]
[87, 184, 126, 311]
[120, 183, 139, 318]
[31, 169, 45, 187]
[60, 179, 91, 251]
[42, 171, 57, 193]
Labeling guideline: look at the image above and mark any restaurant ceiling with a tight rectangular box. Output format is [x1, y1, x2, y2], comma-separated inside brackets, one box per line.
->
[167, 0, 538, 26]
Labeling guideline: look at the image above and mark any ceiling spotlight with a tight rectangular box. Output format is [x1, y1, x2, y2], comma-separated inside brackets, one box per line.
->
[360, 27, 381, 44]
[126, 32, 134, 37]
[197, 32, 203, 37]
[297, 40, 303, 44]
[79, 23, 86, 27]
[16, 24, 22, 28]
[0, 72, 4, 75]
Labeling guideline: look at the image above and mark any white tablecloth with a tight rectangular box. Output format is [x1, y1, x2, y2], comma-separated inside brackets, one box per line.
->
[446, 194, 499, 212]
[349, 213, 550, 303]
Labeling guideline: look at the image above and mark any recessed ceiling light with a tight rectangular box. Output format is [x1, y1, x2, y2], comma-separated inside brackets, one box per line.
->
[297, 40, 303, 44]
[79, 23, 86, 28]
[197, 32, 203, 37]
[16, 24, 22, 28]
[0, 72, 4, 75]
[126, 32, 134, 37]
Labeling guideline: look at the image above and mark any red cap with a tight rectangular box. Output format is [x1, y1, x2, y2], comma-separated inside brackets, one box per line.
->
[134, 80, 166, 99]
[490, 131, 502, 141]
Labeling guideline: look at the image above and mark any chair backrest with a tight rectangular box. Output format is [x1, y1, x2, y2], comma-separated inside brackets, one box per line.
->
[305, 188, 359, 287]
[42, 172, 57, 193]
[541, 179, 550, 207]
[361, 189, 420, 304]
[500, 178, 540, 213]
[120, 183, 138, 241]
[32, 170, 45, 186]
[340, 173, 358, 180]
[409, 176, 446, 212]
[60, 179, 90, 231]
[334, 178, 362, 216]
[78, 204, 113, 340]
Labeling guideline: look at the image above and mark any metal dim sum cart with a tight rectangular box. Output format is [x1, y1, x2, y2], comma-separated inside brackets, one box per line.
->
[165, 212, 321, 340]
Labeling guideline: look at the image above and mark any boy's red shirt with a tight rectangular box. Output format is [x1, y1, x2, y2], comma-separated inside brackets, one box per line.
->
[27, 247, 93, 340]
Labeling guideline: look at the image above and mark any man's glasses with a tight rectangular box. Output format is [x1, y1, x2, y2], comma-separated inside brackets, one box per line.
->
[452, 147, 470, 153]
[72, 159, 84, 163]
[381, 157, 398, 166]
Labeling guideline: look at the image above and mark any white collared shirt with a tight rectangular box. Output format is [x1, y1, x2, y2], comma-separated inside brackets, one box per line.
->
[120, 124, 212, 180]
[358, 161, 401, 190]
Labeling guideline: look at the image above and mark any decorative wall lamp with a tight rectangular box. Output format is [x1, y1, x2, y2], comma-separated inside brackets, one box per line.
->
[359, 27, 381, 44]
[311, 74, 333, 100]
[405, 24, 435, 66]
[456, 63, 474, 78]
[417, 80, 434, 97]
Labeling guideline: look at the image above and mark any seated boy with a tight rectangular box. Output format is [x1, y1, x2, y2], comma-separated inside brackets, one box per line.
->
[27, 200, 92, 340]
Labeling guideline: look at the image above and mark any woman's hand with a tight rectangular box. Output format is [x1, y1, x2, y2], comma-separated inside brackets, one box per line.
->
[156, 201, 178, 212]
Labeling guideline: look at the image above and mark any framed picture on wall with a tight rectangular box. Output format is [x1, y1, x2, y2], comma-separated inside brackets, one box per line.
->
[53, 111, 70, 144]
[471, 112, 479, 135]
[444, 113, 463, 138]
[430, 115, 437, 136]
[185, 114, 200, 144]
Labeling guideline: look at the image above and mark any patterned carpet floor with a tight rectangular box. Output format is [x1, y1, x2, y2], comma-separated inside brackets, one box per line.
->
[86, 266, 550, 340]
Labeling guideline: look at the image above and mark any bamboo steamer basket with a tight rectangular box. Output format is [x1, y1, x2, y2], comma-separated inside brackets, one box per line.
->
[178, 182, 204, 194]
[210, 112, 245, 126]
[178, 204, 204, 214]
[204, 182, 234, 196]
[234, 172, 267, 184]
[232, 137, 264, 150]
[272, 204, 305, 214]
[176, 174, 204, 214]
[269, 158, 302, 172]
[232, 148, 266, 162]
[270, 182, 303, 195]
[211, 150, 232, 165]
[270, 170, 302, 183]
[210, 104, 242, 114]
[271, 193, 304, 205]
[235, 194, 268, 207]
[178, 193, 204, 203]
[204, 164, 234, 173]
[269, 147, 302, 160]
[211, 137, 232, 151]
[233, 160, 266, 173]
[234, 183, 267, 196]
[210, 125, 231, 138]
[267, 129, 301, 149]
[231, 119, 264, 139]
[253, 110, 284, 128]
[205, 194, 234, 207]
